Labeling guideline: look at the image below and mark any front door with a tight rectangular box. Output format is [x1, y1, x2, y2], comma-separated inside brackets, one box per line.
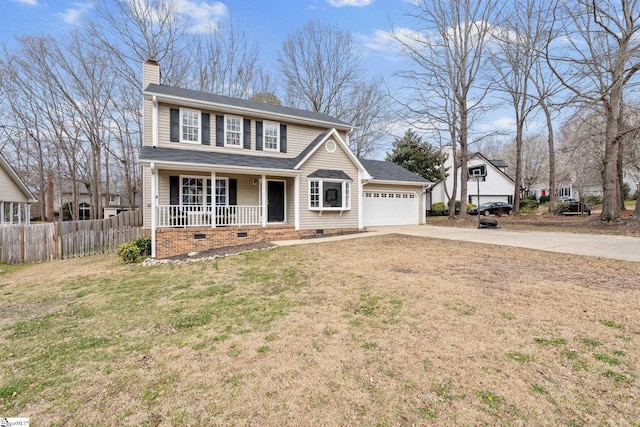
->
[267, 181, 285, 222]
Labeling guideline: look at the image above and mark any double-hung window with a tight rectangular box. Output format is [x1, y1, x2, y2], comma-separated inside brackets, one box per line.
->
[225, 115, 242, 147]
[181, 177, 205, 206]
[308, 180, 351, 210]
[181, 109, 200, 143]
[264, 121, 279, 151]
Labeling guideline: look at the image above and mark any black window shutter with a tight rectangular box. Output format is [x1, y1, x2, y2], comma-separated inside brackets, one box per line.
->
[280, 124, 287, 153]
[243, 119, 251, 149]
[170, 109, 179, 142]
[215, 115, 224, 147]
[256, 121, 263, 151]
[229, 179, 237, 206]
[201, 113, 210, 145]
[169, 176, 180, 205]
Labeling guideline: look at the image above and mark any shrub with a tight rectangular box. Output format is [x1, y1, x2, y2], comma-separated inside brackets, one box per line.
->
[132, 237, 151, 256]
[586, 194, 603, 204]
[622, 182, 631, 200]
[519, 197, 539, 210]
[539, 195, 550, 204]
[117, 242, 141, 264]
[466, 202, 475, 212]
[431, 202, 447, 215]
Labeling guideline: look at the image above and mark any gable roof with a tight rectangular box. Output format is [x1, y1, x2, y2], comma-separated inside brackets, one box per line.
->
[360, 159, 430, 185]
[0, 153, 37, 202]
[144, 84, 352, 130]
[470, 152, 515, 183]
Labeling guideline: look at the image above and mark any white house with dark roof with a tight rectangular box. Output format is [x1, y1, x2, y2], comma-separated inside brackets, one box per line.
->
[429, 151, 516, 208]
[138, 61, 429, 258]
[0, 152, 37, 225]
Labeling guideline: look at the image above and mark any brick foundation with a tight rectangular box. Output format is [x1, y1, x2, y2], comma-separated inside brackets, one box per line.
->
[154, 226, 360, 259]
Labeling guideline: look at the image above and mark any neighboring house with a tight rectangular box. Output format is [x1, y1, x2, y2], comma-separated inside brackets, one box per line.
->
[429, 150, 516, 209]
[55, 185, 130, 220]
[0, 152, 37, 225]
[138, 61, 429, 258]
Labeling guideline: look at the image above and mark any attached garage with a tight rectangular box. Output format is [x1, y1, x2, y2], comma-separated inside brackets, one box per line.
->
[363, 190, 419, 226]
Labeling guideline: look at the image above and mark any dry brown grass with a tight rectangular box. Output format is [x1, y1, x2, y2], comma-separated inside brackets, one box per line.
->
[1, 235, 639, 425]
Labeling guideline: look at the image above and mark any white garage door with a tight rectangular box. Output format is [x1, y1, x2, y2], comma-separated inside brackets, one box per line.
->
[363, 191, 419, 226]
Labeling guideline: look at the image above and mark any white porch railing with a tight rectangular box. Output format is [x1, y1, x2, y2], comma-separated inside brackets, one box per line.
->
[157, 205, 263, 227]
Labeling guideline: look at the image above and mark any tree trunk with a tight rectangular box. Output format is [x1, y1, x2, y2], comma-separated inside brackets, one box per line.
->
[540, 100, 556, 205]
[634, 184, 640, 219]
[459, 109, 468, 218]
[46, 171, 54, 222]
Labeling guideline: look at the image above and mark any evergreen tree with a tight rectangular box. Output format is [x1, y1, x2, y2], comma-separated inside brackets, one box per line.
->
[386, 129, 446, 182]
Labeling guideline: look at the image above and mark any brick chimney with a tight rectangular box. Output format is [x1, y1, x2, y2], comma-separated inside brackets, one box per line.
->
[142, 60, 160, 88]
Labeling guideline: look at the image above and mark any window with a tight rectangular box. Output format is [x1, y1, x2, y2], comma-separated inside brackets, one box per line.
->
[79, 202, 91, 220]
[225, 115, 242, 147]
[215, 178, 228, 206]
[310, 181, 320, 208]
[181, 109, 200, 143]
[109, 194, 118, 204]
[264, 121, 279, 151]
[182, 177, 205, 205]
[308, 180, 351, 210]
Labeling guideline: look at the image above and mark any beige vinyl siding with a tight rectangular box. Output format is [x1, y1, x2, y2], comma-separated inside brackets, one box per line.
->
[363, 183, 426, 224]
[155, 103, 335, 159]
[298, 140, 360, 230]
[0, 166, 29, 202]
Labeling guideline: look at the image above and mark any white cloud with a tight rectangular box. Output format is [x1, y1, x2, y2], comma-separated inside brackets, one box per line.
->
[175, 0, 228, 33]
[13, 0, 39, 5]
[356, 27, 428, 58]
[326, 0, 373, 7]
[57, 2, 93, 25]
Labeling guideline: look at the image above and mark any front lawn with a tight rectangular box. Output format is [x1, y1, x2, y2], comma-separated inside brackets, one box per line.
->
[1, 235, 639, 425]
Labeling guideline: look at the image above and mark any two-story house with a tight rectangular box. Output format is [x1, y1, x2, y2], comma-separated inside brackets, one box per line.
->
[428, 149, 516, 209]
[139, 61, 429, 259]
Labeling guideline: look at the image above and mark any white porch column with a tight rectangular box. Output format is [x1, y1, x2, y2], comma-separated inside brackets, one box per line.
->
[150, 163, 158, 258]
[358, 171, 364, 230]
[9, 202, 14, 224]
[211, 171, 216, 228]
[261, 175, 267, 227]
[1, 202, 4, 224]
[294, 175, 300, 230]
[26, 204, 31, 225]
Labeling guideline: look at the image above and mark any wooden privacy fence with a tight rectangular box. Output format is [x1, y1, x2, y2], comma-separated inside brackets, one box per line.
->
[0, 210, 143, 264]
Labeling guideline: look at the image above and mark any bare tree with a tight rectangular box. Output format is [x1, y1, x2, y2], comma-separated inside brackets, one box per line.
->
[393, 0, 503, 218]
[547, 0, 640, 221]
[86, 0, 193, 88]
[491, 0, 551, 213]
[278, 20, 388, 158]
[191, 19, 260, 98]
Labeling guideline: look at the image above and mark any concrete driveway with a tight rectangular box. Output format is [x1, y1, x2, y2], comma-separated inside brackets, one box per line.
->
[274, 225, 640, 263]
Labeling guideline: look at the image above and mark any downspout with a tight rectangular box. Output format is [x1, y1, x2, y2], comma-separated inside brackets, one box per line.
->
[152, 96, 159, 147]
[150, 162, 157, 258]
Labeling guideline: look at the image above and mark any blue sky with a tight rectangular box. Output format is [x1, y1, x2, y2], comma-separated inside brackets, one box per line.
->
[1, 0, 407, 79]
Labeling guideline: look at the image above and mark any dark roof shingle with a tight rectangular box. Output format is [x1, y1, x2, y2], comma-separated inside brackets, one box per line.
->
[145, 84, 352, 128]
[360, 159, 429, 184]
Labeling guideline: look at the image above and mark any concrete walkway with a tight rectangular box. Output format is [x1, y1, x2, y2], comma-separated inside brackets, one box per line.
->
[273, 224, 640, 263]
